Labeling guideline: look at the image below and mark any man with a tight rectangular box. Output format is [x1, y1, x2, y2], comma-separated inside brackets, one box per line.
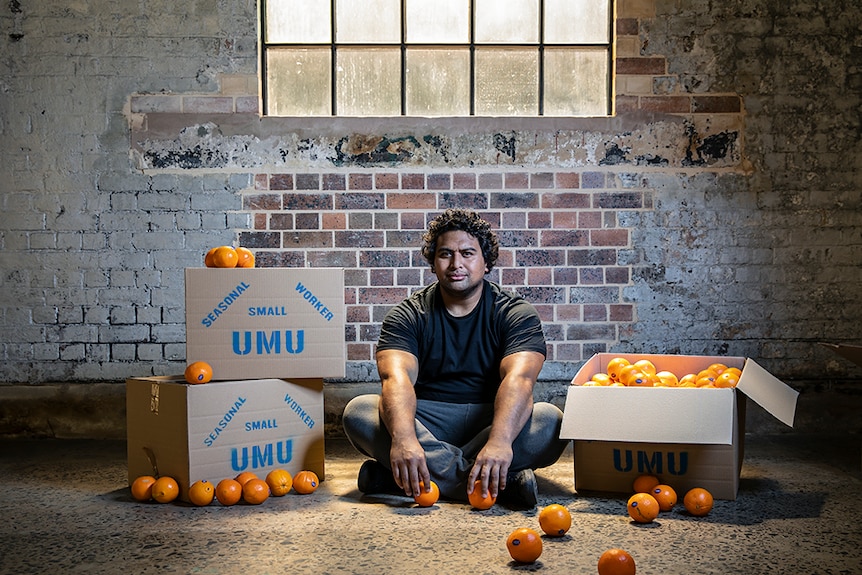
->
[342, 208, 568, 509]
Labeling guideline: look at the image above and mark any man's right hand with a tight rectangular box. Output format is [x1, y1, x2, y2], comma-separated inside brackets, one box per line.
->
[390, 436, 431, 498]
[377, 348, 430, 498]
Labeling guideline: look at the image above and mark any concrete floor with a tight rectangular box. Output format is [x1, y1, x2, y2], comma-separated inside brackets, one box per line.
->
[0, 434, 860, 575]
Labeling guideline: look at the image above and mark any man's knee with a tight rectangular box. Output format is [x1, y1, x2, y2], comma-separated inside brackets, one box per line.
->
[342, 394, 380, 436]
[532, 402, 564, 435]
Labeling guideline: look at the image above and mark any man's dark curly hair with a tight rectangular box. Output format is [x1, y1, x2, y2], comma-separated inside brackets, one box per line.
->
[421, 208, 499, 271]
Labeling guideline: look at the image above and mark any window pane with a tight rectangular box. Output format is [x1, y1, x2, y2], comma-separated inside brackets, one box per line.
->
[405, 49, 471, 116]
[266, 0, 331, 44]
[544, 48, 609, 116]
[474, 48, 538, 116]
[405, 0, 469, 44]
[266, 48, 332, 116]
[336, 0, 401, 44]
[475, 0, 538, 44]
[336, 48, 401, 116]
[544, 0, 610, 44]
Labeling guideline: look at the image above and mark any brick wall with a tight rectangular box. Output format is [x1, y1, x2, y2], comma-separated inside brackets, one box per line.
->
[1, 0, 861, 438]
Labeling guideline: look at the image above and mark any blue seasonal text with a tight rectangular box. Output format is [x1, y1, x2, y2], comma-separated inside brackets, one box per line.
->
[203, 396, 247, 447]
[201, 282, 251, 327]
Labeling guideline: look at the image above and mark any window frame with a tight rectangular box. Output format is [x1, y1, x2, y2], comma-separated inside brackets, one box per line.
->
[258, 0, 616, 118]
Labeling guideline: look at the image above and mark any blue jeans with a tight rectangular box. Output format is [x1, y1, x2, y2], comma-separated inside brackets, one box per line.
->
[342, 394, 569, 500]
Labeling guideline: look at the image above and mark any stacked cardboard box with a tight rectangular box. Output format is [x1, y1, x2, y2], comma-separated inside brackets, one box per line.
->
[127, 268, 345, 501]
[559, 353, 799, 500]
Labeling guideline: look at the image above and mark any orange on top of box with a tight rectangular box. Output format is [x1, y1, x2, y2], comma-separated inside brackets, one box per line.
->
[185, 268, 345, 380]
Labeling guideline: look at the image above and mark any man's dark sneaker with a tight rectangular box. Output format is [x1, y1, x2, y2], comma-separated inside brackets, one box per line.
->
[497, 468, 539, 509]
[357, 460, 401, 495]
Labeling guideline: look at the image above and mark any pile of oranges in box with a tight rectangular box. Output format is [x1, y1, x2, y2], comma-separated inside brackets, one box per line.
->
[585, 357, 741, 388]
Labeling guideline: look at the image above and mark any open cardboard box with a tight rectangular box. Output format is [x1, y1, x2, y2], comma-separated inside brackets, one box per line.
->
[559, 353, 799, 500]
[127, 376, 325, 502]
[820, 343, 862, 368]
[185, 267, 345, 380]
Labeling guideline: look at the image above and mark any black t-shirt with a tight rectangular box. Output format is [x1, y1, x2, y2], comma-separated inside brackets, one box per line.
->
[376, 280, 546, 403]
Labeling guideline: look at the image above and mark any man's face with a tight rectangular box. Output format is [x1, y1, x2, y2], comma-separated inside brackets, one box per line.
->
[432, 230, 488, 298]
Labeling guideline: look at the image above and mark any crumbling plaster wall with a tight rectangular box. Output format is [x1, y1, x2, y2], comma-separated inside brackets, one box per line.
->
[0, 0, 860, 438]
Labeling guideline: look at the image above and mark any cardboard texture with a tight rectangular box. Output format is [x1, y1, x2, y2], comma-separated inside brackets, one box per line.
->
[560, 353, 799, 500]
[820, 343, 862, 368]
[185, 268, 345, 380]
[127, 376, 325, 502]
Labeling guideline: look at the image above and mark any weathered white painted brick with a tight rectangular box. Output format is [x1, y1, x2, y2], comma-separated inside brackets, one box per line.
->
[32, 306, 58, 324]
[136, 343, 163, 361]
[60, 343, 87, 362]
[33, 343, 60, 360]
[29, 233, 56, 250]
[110, 344, 136, 361]
[151, 323, 184, 343]
[99, 324, 149, 343]
[110, 306, 136, 325]
[176, 212, 202, 230]
[164, 343, 186, 361]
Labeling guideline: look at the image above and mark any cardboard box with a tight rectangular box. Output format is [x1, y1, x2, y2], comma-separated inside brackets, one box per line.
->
[820, 343, 862, 368]
[127, 376, 325, 502]
[559, 353, 799, 500]
[185, 268, 345, 380]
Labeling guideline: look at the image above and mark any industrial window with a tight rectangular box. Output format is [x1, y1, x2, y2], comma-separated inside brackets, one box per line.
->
[259, 0, 614, 117]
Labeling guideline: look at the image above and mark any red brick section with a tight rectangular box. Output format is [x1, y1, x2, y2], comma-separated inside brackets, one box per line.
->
[238, 171, 652, 362]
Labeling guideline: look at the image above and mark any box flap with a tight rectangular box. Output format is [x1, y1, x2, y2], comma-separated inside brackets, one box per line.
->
[559, 386, 737, 444]
[820, 343, 862, 368]
[736, 359, 798, 427]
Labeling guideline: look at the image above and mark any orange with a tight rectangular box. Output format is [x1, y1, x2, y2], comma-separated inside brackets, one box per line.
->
[655, 370, 679, 387]
[151, 476, 179, 504]
[130, 475, 156, 502]
[714, 371, 739, 388]
[626, 370, 653, 387]
[617, 364, 637, 386]
[597, 548, 636, 575]
[684, 487, 714, 516]
[707, 362, 728, 375]
[651, 484, 678, 512]
[211, 246, 238, 268]
[413, 481, 440, 507]
[184, 360, 213, 384]
[627, 492, 660, 523]
[633, 359, 656, 376]
[242, 478, 270, 504]
[293, 470, 319, 494]
[188, 479, 215, 506]
[204, 247, 218, 267]
[696, 369, 718, 386]
[590, 373, 612, 386]
[234, 471, 258, 487]
[215, 478, 243, 506]
[725, 367, 742, 377]
[678, 373, 698, 387]
[235, 246, 255, 268]
[265, 469, 293, 496]
[632, 474, 660, 493]
[506, 527, 542, 564]
[606, 357, 631, 382]
[467, 479, 496, 510]
[538, 503, 572, 537]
